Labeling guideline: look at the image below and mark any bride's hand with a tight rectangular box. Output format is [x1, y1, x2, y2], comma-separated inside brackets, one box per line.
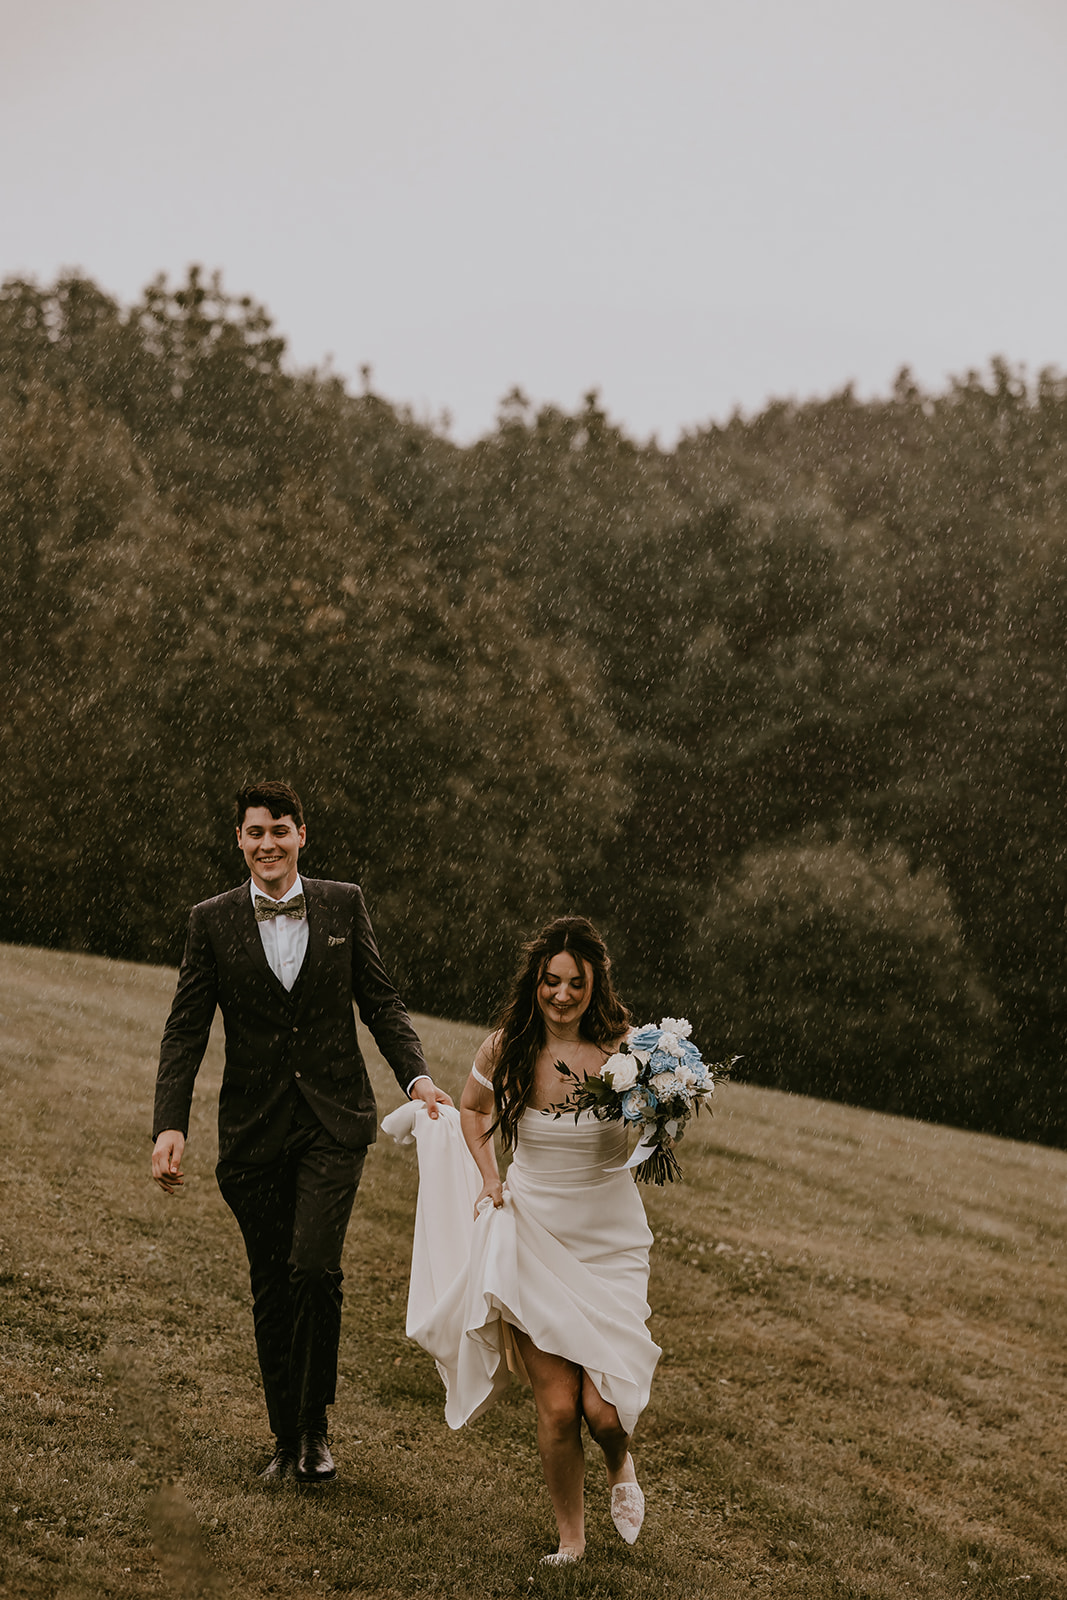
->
[475, 1177, 504, 1215]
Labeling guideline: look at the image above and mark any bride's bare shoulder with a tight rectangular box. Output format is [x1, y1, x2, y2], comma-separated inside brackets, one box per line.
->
[474, 1031, 503, 1074]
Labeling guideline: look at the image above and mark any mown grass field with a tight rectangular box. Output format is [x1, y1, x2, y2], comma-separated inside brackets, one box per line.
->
[1, 941, 1064, 1599]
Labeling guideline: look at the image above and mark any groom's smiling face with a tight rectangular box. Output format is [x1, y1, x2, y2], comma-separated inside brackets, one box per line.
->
[237, 806, 306, 898]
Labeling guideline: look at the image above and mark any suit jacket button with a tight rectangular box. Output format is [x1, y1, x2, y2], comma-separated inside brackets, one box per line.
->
[295, 1071, 302, 1078]
[292, 1026, 299, 1033]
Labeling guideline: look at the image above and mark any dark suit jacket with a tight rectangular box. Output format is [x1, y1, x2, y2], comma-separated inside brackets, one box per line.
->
[153, 878, 429, 1163]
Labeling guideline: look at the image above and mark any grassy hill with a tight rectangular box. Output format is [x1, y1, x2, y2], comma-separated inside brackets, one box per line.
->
[1, 941, 1064, 1599]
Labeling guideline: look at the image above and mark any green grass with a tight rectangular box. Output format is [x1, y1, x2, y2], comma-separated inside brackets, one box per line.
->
[1, 940, 1064, 1598]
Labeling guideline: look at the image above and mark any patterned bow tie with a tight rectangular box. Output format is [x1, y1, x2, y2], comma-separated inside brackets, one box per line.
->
[254, 893, 306, 922]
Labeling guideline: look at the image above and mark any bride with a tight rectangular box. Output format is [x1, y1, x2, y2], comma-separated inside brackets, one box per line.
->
[406, 916, 660, 1564]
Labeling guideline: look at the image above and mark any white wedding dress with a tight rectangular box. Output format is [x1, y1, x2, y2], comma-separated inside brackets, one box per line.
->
[381, 1101, 660, 1435]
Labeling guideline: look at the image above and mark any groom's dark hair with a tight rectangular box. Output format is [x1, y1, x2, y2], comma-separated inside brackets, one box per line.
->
[235, 780, 305, 830]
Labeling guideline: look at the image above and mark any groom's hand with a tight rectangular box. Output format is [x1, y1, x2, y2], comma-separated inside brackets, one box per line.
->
[409, 1077, 454, 1120]
[152, 1130, 186, 1194]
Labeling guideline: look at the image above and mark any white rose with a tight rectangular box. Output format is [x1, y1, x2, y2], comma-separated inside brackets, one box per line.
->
[650, 1071, 681, 1100]
[675, 1062, 697, 1088]
[659, 1017, 692, 1039]
[602, 1052, 639, 1092]
[658, 1033, 683, 1057]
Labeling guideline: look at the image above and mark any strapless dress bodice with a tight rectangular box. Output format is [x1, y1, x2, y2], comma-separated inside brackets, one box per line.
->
[511, 1107, 629, 1188]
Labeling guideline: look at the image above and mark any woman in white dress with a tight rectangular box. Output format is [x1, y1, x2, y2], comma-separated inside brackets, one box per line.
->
[458, 916, 658, 1565]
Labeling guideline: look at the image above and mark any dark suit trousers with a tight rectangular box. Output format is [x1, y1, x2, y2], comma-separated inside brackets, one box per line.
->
[216, 1095, 366, 1441]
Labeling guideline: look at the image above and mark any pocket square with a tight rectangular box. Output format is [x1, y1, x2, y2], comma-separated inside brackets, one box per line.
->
[328, 934, 346, 947]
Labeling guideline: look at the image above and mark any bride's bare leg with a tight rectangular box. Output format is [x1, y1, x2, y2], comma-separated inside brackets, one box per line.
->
[580, 1372, 636, 1487]
[581, 1373, 644, 1542]
[511, 1328, 586, 1556]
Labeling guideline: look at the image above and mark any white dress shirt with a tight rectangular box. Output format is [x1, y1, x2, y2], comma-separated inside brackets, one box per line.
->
[251, 875, 308, 992]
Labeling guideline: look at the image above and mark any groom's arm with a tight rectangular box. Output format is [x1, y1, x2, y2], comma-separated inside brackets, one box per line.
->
[152, 906, 220, 1188]
[347, 887, 451, 1116]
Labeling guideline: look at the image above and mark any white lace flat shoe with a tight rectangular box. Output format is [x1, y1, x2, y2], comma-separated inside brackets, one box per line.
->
[610, 1479, 645, 1544]
[540, 1551, 582, 1566]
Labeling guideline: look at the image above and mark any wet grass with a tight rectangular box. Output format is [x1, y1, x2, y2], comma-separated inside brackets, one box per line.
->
[1, 940, 1065, 1598]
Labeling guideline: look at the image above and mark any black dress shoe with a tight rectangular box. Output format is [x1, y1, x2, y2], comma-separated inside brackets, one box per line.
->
[296, 1428, 336, 1483]
[259, 1442, 297, 1482]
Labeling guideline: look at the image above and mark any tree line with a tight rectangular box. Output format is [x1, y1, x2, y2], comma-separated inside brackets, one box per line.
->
[2, 267, 1065, 1148]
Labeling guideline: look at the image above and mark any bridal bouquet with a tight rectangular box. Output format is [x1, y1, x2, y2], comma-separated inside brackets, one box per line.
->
[550, 1018, 736, 1184]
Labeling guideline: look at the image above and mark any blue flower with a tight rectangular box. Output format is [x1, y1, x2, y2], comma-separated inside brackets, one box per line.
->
[621, 1086, 657, 1122]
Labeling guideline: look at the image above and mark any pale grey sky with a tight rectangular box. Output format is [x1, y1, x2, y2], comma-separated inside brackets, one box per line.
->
[2, 0, 1064, 441]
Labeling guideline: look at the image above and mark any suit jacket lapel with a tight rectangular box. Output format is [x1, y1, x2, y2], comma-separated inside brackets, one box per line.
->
[293, 879, 330, 1015]
[226, 888, 293, 1003]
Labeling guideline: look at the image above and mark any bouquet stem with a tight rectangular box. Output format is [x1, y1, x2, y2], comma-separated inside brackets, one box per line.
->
[636, 1143, 682, 1185]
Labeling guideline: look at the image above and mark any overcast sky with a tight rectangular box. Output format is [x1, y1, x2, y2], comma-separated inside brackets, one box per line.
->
[3, 0, 1065, 442]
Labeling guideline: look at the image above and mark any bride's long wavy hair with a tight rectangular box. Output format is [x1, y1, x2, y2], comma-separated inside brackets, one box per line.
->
[488, 916, 630, 1153]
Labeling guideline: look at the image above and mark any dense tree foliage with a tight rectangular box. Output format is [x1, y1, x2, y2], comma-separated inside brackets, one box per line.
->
[2, 270, 1064, 1148]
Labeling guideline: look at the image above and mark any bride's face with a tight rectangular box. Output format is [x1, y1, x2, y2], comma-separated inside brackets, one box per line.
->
[537, 950, 592, 1030]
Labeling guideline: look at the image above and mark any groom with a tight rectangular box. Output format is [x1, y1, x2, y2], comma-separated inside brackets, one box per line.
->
[151, 780, 451, 1483]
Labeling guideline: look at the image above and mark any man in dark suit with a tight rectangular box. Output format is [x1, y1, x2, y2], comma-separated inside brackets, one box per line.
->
[151, 780, 451, 1484]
